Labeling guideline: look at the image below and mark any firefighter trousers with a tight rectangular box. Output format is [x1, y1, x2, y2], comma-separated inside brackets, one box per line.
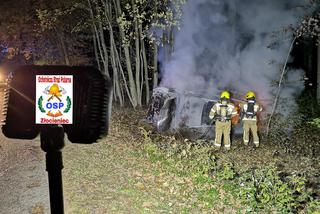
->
[214, 120, 231, 149]
[243, 120, 259, 146]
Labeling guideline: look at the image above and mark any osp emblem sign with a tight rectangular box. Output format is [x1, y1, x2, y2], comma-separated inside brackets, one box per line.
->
[36, 75, 73, 124]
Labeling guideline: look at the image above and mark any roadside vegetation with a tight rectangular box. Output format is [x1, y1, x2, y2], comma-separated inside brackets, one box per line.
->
[63, 107, 320, 213]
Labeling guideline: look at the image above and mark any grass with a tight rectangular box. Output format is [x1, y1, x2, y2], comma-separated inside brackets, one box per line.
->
[61, 107, 320, 213]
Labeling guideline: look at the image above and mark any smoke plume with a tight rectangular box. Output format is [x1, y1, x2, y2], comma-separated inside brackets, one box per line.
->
[160, 0, 308, 111]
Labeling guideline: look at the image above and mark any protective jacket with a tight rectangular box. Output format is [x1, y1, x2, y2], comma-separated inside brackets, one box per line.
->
[209, 101, 237, 122]
[241, 100, 263, 121]
[241, 100, 263, 147]
[209, 100, 237, 149]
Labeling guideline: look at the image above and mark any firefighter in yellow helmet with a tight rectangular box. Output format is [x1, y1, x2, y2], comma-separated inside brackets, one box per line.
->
[209, 91, 238, 150]
[241, 91, 263, 147]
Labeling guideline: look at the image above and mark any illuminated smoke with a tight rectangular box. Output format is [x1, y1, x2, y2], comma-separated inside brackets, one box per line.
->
[160, 0, 308, 112]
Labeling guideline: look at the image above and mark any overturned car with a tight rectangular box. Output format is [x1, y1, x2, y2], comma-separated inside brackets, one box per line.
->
[146, 87, 242, 140]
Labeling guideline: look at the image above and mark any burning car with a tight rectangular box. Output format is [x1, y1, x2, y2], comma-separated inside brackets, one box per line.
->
[146, 87, 242, 140]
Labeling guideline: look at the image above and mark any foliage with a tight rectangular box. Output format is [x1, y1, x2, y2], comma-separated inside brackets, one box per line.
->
[117, 0, 185, 44]
[0, 0, 185, 106]
[307, 199, 320, 213]
[35, 0, 92, 65]
[266, 90, 320, 157]
[139, 127, 216, 176]
[0, 0, 186, 106]
[296, 90, 320, 120]
[310, 118, 320, 128]
[139, 127, 153, 144]
[0, 0, 91, 66]
[215, 163, 236, 181]
[60, 0, 187, 107]
[238, 166, 310, 212]
[266, 113, 295, 147]
[61, 108, 320, 212]
[0, 0, 38, 64]
[139, 127, 320, 212]
[294, 1, 320, 44]
[296, 10, 320, 44]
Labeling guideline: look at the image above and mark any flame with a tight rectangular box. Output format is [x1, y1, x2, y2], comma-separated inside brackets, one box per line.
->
[231, 103, 241, 125]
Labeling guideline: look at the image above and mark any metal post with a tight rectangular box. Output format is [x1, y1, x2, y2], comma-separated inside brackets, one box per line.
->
[40, 125, 65, 214]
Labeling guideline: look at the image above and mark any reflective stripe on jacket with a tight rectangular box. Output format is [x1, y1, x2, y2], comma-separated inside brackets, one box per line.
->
[209, 101, 237, 120]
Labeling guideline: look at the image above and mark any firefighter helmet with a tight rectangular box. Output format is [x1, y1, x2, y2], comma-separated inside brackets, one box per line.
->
[246, 91, 255, 99]
[220, 91, 230, 99]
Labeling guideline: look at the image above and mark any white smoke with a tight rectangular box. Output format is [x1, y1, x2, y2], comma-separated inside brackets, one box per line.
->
[160, 0, 309, 111]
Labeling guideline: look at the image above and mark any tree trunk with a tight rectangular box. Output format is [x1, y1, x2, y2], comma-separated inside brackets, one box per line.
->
[124, 46, 138, 107]
[135, 24, 141, 106]
[97, 12, 110, 78]
[56, 30, 70, 65]
[104, 0, 126, 106]
[142, 38, 150, 104]
[109, 26, 124, 106]
[115, 0, 138, 108]
[117, 47, 135, 106]
[88, 0, 105, 70]
[153, 42, 158, 89]
[132, 0, 142, 107]
[92, 31, 101, 71]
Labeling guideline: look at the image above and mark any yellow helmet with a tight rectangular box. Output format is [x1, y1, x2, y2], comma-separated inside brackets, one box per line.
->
[220, 91, 230, 99]
[246, 91, 255, 99]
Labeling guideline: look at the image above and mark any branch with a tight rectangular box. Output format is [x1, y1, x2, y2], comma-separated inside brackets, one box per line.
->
[266, 37, 297, 135]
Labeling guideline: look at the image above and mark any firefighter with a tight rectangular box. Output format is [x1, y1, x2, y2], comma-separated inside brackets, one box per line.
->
[209, 91, 238, 150]
[241, 91, 263, 147]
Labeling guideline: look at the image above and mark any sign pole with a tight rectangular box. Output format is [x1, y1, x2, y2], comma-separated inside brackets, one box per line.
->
[40, 125, 65, 214]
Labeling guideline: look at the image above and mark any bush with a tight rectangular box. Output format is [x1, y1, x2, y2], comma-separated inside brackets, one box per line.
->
[267, 92, 320, 157]
[139, 127, 318, 212]
[237, 166, 311, 212]
[310, 118, 320, 128]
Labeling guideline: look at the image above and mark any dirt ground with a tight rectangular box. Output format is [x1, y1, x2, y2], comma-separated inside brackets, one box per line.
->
[0, 90, 50, 214]
[0, 136, 50, 214]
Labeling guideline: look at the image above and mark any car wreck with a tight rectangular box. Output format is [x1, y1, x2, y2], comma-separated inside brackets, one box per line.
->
[146, 87, 242, 140]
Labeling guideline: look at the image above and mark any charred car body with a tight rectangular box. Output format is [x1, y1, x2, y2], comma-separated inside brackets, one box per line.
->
[146, 87, 242, 139]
